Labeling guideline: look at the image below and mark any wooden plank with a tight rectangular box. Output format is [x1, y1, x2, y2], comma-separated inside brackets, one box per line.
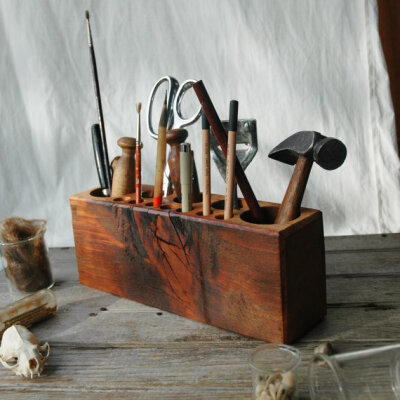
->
[0, 341, 396, 399]
[325, 233, 400, 252]
[0, 238, 398, 399]
[2, 270, 400, 346]
[0, 276, 395, 347]
[326, 248, 400, 276]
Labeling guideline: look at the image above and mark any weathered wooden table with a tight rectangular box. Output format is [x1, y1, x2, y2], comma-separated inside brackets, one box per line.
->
[0, 234, 399, 399]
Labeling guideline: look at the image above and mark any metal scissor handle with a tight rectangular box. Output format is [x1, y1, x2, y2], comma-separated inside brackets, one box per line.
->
[172, 79, 202, 129]
[147, 76, 179, 139]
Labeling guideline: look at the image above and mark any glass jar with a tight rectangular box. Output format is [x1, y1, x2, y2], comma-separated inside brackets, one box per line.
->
[249, 343, 301, 400]
[309, 344, 400, 399]
[0, 219, 54, 298]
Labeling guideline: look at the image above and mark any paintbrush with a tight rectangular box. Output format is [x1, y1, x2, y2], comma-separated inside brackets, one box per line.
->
[135, 102, 142, 204]
[153, 93, 168, 207]
[85, 10, 112, 195]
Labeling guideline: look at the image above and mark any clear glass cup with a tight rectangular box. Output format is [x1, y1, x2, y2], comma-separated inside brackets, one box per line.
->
[249, 343, 301, 400]
[309, 344, 400, 399]
[0, 219, 54, 299]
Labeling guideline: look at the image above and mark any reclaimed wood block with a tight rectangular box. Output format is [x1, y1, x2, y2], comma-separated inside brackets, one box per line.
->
[69, 185, 326, 343]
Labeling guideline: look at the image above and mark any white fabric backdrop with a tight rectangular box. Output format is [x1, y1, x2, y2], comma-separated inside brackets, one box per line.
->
[0, 0, 399, 247]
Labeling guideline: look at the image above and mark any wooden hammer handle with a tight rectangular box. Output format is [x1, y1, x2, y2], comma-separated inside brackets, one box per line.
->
[275, 156, 313, 224]
[192, 81, 264, 223]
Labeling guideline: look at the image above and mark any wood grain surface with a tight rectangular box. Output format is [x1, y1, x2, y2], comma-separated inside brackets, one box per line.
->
[70, 189, 326, 343]
[0, 233, 398, 398]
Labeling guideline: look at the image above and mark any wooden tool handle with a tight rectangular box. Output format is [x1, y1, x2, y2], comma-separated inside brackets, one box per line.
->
[275, 156, 313, 224]
[224, 130, 236, 220]
[111, 137, 136, 197]
[135, 145, 141, 203]
[192, 81, 264, 223]
[180, 143, 192, 212]
[166, 129, 188, 201]
[154, 127, 167, 206]
[166, 129, 201, 203]
[202, 128, 211, 216]
[154, 100, 168, 207]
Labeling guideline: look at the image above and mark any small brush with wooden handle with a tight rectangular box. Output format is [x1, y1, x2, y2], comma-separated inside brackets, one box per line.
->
[135, 102, 142, 204]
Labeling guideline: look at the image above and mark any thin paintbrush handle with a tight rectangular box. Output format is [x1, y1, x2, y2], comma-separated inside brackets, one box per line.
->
[135, 145, 141, 203]
[153, 97, 168, 207]
[86, 11, 112, 193]
[202, 111, 211, 216]
[136, 102, 142, 204]
[192, 81, 264, 223]
[224, 101, 238, 220]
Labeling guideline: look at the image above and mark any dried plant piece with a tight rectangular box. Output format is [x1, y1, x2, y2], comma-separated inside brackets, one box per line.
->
[314, 341, 333, 356]
[1, 217, 39, 243]
[0, 325, 50, 378]
[1, 218, 53, 292]
[256, 372, 296, 400]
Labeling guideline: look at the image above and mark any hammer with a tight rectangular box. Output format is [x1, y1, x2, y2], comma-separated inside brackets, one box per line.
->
[269, 131, 347, 224]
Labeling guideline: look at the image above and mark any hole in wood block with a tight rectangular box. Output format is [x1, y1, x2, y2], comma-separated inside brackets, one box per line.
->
[90, 188, 110, 198]
[214, 214, 224, 220]
[129, 200, 144, 204]
[142, 190, 154, 199]
[160, 205, 172, 210]
[212, 199, 246, 210]
[240, 206, 278, 224]
[144, 202, 154, 207]
[196, 211, 210, 216]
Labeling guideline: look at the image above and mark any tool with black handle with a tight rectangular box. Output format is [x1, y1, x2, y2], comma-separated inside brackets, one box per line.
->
[91, 124, 109, 196]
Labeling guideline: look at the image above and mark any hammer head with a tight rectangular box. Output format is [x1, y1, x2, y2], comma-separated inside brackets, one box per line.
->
[268, 131, 347, 170]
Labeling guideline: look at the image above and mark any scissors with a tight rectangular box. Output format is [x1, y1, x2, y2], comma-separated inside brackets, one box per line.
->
[147, 76, 202, 138]
[147, 76, 202, 194]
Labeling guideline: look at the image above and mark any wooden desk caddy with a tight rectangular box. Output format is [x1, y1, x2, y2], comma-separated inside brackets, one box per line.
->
[70, 185, 326, 344]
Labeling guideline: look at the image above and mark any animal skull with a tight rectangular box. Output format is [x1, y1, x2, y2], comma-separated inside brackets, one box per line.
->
[0, 325, 50, 378]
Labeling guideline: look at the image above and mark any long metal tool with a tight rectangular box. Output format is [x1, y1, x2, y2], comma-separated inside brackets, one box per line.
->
[192, 81, 264, 223]
[85, 11, 112, 195]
